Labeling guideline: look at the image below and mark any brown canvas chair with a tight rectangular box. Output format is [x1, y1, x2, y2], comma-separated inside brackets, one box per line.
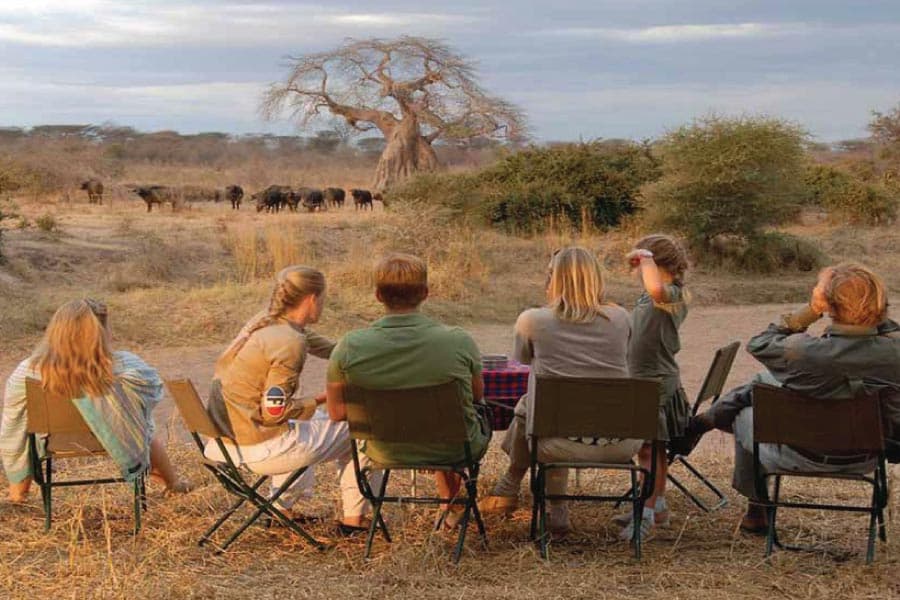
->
[164, 379, 324, 553]
[751, 383, 889, 563]
[25, 378, 147, 532]
[667, 340, 740, 511]
[528, 376, 661, 559]
[344, 381, 487, 564]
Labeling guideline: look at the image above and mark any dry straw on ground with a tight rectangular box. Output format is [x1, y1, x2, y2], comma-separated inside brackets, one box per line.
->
[1, 190, 899, 599]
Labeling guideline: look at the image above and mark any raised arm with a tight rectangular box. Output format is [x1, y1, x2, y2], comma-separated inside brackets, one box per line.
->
[627, 250, 669, 303]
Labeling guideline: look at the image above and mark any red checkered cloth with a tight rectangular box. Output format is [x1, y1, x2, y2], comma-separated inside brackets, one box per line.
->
[482, 361, 530, 431]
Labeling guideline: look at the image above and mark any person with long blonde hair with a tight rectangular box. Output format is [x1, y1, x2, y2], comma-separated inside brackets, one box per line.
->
[1, 299, 189, 502]
[205, 265, 377, 532]
[479, 246, 640, 536]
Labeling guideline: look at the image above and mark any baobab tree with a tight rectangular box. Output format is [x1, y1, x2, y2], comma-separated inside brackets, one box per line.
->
[261, 36, 527, 191]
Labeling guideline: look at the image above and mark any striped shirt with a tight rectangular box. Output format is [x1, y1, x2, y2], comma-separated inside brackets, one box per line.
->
[1, 351, 162, 483]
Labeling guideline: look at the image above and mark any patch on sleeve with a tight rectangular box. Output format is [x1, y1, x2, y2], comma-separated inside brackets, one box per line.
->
[263, 386, 287, 418]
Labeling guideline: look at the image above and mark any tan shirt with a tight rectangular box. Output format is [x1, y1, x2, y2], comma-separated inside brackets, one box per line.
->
[208, 313, 335, 445]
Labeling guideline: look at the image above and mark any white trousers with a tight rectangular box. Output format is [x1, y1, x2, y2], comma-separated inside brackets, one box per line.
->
[205, 412, 381, 518]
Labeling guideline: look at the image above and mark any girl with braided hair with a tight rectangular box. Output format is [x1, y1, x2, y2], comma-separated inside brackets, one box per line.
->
[205, 266, 377, 531]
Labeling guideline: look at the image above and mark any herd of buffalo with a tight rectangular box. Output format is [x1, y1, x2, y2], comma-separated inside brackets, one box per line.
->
[78, 179, 381, 213]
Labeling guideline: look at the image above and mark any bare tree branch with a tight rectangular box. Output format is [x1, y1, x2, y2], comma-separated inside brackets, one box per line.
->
[261, 36, 529, 188]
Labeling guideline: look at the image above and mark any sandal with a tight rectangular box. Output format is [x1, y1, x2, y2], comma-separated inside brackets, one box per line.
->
[335, 519, 375, 538]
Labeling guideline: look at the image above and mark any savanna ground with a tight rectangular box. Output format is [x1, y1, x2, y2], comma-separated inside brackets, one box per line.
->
[1, 168, 899, 599]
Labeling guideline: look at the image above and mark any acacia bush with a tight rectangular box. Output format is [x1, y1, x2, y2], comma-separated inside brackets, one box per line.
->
[641, 116, 818, 271]
[804, 164, 897, 224]
[388, 141, 660, 232]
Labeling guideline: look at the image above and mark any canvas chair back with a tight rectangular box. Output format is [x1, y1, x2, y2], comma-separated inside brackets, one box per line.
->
[530, 376, 660, 440]
[752, 383, 885, 454]
[344, 382, 467, 444]
[695, 341, 740, 406]
[25, 377, 104, 454]
[165, 379, 222, 439]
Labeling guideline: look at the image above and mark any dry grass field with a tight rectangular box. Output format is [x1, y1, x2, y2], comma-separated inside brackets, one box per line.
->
[1, 178, 899, 600]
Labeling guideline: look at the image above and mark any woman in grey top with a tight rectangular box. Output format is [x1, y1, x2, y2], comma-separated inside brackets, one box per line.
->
[479, 246, 641, 536]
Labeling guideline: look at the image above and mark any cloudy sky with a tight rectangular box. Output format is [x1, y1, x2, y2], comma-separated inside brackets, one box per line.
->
[2, 0, 899, 141]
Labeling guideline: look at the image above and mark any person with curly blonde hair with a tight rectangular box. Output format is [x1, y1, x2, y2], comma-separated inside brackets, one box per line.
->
[688, 263, 900, 533]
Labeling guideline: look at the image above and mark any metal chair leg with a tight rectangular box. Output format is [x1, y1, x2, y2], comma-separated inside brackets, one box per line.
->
[452, 498, 473, 564]
[365, 471, 391, 559]
[133, 477, 142, 534]
[200, 475, 266, 546]
[44, 457, 53, 532]
[764, 476, 781, 558]
[866, 479, 880, 564]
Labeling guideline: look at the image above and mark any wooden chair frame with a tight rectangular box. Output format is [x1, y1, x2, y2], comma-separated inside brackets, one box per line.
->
[344, 382, 487, 564]
[25, 378, 147, 533]
[751, 383, 889, 564]
[528, 376, 661, 559]
[165, 379, 324, 553]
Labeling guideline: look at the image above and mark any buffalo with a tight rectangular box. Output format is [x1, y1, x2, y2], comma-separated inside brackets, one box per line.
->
[254, 185, 292, 213]
[80, 179, 104, 204]
[350, 188, 374, 211]
[215, 185, 244, 209]
[130, 185, 180, 213]
[226, 185, 244, 210]
[324, 187, 345, 208]
[295, 187, 325, 212]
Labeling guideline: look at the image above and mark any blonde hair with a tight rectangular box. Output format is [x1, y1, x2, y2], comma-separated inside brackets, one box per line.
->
[635, 234, 689, 285]
[375, 253, 428, 309]
[32, 299, 115, 399]
[217, 266, 326, 367]
[825, 263, 887, 327]
[546, 246, 609, 322]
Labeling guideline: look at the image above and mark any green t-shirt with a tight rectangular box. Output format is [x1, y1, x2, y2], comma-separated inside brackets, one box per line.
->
[327, 312, 488, 465]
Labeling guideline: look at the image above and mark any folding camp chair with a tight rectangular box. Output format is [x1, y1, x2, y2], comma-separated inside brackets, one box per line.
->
[667, 340, 740, 512]
[529, 376, 661, 559]
[751, 383, 889, 564]
[344, 381, 487, 564]
[164, 379, 325, 553]
[25, 378, 147, 533]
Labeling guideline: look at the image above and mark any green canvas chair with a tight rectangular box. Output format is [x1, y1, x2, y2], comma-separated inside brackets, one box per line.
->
[752, 383, 889, 563]
[528, 376, 661, 559]
[165, 379, 325, 553]
[25, 378, 147, 533]
[344, 381, 487, 563]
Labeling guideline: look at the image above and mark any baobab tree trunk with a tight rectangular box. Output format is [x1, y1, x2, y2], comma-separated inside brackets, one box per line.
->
[373, 117, 439, 191]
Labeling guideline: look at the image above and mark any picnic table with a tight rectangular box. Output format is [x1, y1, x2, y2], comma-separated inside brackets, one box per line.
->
[482, 360, 530, 431]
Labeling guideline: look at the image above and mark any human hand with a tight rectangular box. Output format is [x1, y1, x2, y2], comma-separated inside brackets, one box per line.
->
[314, 392, 327, 405]
[626, 249, 653, 268]
[810, 267, 834, 315]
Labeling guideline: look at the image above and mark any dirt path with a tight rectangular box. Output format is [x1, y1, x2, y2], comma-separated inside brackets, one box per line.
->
[1, 303, 809, 458]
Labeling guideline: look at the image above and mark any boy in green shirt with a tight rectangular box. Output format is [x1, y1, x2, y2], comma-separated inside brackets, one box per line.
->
[325, 253, 489, 526]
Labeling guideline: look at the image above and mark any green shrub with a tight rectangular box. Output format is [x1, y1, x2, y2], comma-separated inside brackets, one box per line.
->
[388, 141, 660, 232]
[804, 164, 897, 224]
[731, 232, 823, 273]
[641, 115, 810, 268]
